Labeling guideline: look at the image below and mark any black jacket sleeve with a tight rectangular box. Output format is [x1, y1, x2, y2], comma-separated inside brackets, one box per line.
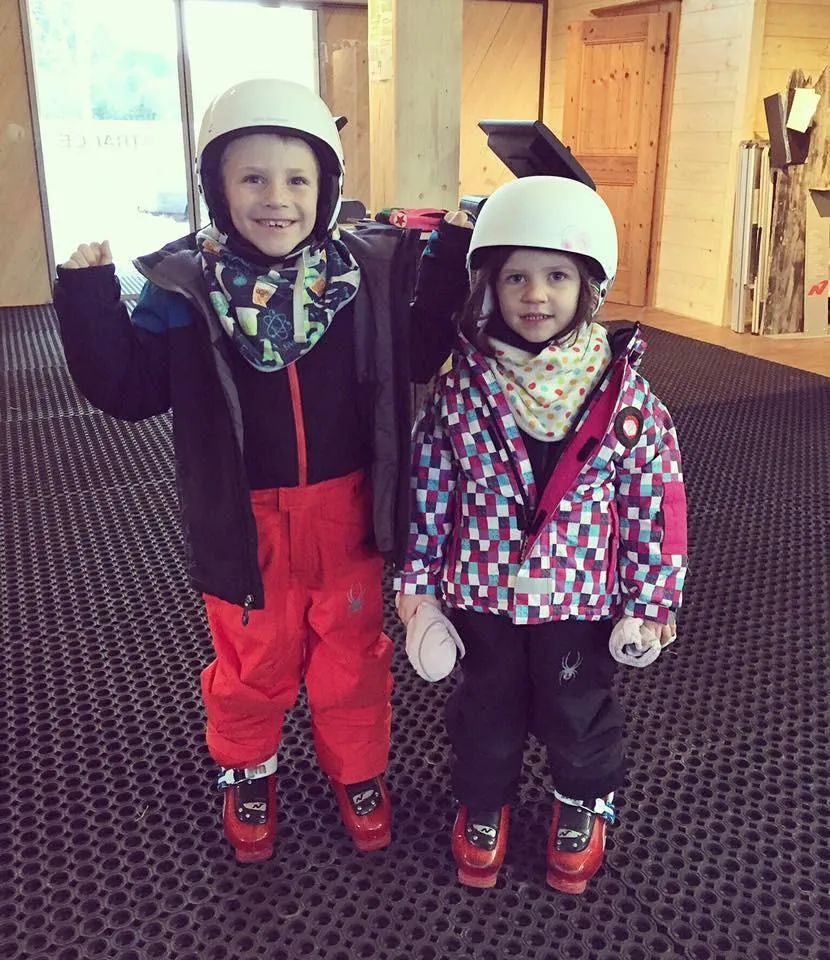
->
[53, 265, 172, 421]
[409, 220, 471, 383]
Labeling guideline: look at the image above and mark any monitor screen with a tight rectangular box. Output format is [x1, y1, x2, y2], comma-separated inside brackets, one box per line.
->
[478, 120, 596, 189]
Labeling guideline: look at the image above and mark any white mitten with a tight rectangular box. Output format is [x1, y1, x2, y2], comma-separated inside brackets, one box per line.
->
[406, 603, 466, 682]
[609, 617, 662, 668]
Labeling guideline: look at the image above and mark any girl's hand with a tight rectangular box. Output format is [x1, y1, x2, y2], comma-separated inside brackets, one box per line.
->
[609, 617, 675, 668]
[395, 592, 441, 626]
[642, 619, 677, 647]
[61, 241, 113, 269]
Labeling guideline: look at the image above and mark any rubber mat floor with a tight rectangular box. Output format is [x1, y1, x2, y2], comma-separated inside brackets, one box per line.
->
[1, 305, 828, 960]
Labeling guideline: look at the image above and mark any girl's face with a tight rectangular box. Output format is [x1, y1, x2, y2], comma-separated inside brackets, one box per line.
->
[495, 248, 582, 344]
[222, 133, 320, 258]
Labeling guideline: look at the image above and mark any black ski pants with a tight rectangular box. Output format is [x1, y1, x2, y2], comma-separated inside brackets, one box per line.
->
[445, 611, 627, 808]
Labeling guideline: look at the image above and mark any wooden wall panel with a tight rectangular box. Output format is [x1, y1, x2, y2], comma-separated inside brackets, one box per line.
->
[1, 0, 51, 307]
[320, 1, 542, 205]
[546, 0, 766, 325]
[755, 0, 830, 136]
[459, 1, 543, 196]
[654, 0, 762, 323]
[588, 0, 682, 308]
[318, 7, 371, 205]
[543, 0, 634, 136]
[367, 0, 463, 212]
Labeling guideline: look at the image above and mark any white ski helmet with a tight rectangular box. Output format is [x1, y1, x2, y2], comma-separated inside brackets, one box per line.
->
[196, 78, 345, 244]
[467, 176, 618, 309]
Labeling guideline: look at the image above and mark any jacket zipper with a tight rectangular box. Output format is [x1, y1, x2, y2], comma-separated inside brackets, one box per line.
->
[518, 340, 634, 565]
[132, 259, 264, 624]
[288, 365, 308, 487]
[478, 381, 533, 535]
[239, 353, 307, 624]
[241, 594, 254, 626]
[209, 339, 263, 626]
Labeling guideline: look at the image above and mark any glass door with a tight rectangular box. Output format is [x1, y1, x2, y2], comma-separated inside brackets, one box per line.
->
[182, 1, 319, 228]
[24, 0, 319, 287]
[25, 0, 189, 288]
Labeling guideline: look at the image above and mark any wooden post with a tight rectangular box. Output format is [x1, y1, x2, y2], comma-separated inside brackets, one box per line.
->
[367, 0, 463, 214]
[763, 66, 830, 335]
[318, 7, 371, 205]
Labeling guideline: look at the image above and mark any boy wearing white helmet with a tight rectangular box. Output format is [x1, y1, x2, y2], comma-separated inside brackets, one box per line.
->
[396, 176, 687, 892]
[53, 78, 472, 863]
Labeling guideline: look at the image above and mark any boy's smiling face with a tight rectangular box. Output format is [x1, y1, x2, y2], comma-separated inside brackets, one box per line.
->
[221, 133, 320, 258]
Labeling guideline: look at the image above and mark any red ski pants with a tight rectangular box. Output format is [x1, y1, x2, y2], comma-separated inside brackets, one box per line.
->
[200, 470, 393, 783]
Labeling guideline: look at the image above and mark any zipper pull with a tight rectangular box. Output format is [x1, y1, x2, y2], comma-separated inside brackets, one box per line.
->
[241, 594, 254, 627]
[519, 528, 529, 564]
[520, 512, 540, 564]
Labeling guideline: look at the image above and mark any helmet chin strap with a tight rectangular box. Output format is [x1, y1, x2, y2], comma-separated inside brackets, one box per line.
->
[479, 286, 587, 356]
[223, 227, 313, 269]
[483, 312, 563, 356]
[224, 227, 284, 267]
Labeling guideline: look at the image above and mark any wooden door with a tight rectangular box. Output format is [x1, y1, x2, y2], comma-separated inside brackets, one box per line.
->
[563, 13, 669, 306]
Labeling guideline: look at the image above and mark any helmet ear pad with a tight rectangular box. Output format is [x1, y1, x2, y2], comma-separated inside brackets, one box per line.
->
[198, 127, 342, 248]
[198, 132, 235, 235]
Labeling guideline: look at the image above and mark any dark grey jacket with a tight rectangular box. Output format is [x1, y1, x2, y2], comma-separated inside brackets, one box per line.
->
[53, 222, 470, 611]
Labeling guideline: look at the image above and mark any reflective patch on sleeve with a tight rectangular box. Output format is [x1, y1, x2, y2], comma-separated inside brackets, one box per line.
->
[613, 406, 644, 448]
[660, 480, 688, 555]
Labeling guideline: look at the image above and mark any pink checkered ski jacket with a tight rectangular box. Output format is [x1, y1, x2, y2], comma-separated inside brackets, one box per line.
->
[396, 324, 688, 626]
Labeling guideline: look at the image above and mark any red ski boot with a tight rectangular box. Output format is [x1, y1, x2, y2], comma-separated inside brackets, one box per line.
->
[331, 776, 392, 852]
[451, 805, 510, 889]
[217, 756, 278, 863]
[546, 791, 615, 893]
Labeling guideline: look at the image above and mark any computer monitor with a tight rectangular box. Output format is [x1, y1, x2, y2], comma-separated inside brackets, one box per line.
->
[477, 120, 595, 189]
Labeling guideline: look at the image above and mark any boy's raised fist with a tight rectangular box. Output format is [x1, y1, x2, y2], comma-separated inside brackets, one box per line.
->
[61, 240, 113, 269]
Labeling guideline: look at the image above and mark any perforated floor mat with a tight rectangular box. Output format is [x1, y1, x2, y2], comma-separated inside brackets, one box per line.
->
[1, 305, 828, 960]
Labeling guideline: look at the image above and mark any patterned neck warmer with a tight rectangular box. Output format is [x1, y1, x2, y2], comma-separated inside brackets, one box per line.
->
[486, 322, 612, 441]
[197, 225, 360, 372]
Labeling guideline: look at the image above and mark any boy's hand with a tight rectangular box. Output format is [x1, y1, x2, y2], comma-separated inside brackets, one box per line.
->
[443, 211, 473, 229]
[61, 241, 113, 269]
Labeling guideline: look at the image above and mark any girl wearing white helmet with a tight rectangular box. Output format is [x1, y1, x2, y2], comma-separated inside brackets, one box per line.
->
[396, 176, 687, 892]
[53, 78, 473, 864]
